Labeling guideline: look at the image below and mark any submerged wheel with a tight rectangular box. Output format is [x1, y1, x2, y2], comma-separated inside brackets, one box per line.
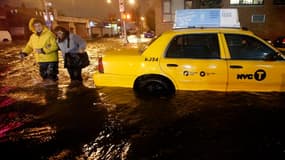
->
[134, 77, 175, 97]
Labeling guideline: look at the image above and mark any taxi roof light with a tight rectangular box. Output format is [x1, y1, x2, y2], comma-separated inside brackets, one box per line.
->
[173, 8, 241, 29]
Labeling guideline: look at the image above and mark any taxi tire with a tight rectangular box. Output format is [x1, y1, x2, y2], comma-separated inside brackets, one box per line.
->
[134, 77, 175, 96]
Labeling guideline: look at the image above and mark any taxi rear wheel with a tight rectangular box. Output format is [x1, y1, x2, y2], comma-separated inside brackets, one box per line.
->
[134, 77, 175, 96]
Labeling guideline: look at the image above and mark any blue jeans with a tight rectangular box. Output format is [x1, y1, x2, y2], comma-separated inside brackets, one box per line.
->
[39, 62, 58, 81]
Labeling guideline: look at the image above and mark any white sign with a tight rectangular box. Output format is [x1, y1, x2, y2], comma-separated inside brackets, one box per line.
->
[174, 8, 240, 29]
[220, 9, 240, 27]
[119, 0, 125, 12]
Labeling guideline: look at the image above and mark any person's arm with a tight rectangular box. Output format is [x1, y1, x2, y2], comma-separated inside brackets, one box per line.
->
[20, 36, 33, 58]
[74, 34, 86, 53]
[42, 33, 59, 54]
[60, 34, 86, 53]
[22, 36, 33, 54]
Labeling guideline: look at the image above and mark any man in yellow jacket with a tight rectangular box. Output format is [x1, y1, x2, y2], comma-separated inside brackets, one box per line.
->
[20, 18, 59, 83]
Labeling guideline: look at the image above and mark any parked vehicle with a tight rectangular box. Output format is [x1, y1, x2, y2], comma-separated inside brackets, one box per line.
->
[93, 9, 285, 96]
[93, 27, 285, 95]
[127, 28, 137, 35]
[144, 30, 155, 38]
[0, 30, 12, 43]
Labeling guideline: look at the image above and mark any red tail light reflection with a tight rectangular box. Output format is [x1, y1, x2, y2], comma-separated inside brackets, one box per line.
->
[98, 56, 104, 73]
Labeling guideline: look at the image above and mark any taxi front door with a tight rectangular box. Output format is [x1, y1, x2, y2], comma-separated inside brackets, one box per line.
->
[160, 33, 228, 91]
[224, 34, 285, 91]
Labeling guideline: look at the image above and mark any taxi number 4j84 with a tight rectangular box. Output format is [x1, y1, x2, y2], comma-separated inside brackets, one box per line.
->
[145, 57, 159, 62]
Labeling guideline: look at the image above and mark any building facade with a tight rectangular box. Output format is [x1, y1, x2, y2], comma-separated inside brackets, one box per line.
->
[0, 6, 47, 40]
[155, 0, 285, 40]
[0, 4, 104, 40]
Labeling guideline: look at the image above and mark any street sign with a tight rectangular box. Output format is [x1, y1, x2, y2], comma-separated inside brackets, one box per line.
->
[119, 0, 125, 12]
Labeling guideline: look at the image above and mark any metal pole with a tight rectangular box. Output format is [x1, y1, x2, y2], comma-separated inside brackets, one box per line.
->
[123, 18, 128, 43]
[119, 0, 128, 44]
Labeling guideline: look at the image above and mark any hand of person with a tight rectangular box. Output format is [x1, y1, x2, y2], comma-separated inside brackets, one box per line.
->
[78, 48, 85, 54]
[35, 48, 45, 54]
[19, 52, 28, 59]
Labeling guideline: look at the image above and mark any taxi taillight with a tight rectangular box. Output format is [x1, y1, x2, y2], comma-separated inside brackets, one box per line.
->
[98, 56, 104, 73]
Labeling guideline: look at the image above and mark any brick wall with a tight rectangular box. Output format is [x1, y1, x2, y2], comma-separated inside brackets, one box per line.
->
[155, 0, 285, 40]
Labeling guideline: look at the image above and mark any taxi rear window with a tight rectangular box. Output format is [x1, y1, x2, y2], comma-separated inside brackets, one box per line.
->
[165, 33, 220, 59]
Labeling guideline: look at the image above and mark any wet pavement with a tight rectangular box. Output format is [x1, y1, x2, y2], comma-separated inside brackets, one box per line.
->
[0, 39, 285, 160]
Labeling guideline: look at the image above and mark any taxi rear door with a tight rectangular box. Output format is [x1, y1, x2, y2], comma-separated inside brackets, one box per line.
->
[160, 33, 228, 91]
[224, 33, 285, 91]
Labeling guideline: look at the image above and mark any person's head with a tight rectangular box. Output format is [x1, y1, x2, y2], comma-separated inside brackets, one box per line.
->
[54, 26, 69, 41]
[32, 19, 45, 34]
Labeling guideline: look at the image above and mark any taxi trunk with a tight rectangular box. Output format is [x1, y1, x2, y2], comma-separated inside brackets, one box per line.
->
[93, 48, 143, 88]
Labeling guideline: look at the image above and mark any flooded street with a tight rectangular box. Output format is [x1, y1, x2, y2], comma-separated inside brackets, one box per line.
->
[1, 39, 285, 160]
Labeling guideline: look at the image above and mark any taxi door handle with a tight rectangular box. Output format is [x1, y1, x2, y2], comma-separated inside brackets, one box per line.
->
[230, 65, 243, 69]
[167, 64, 178, 67]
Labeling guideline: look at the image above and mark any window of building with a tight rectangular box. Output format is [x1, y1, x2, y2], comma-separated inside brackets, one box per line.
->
[230, 0, 264, 5]
[165, 34, 220, 59]
[185, 0, 193, 9]
[273, 0, 285, 4]
[162, 0, 184, 22]
[225, 34, 275, 60]
[251, 14, 265, 23]
[162, 0, 172, 22]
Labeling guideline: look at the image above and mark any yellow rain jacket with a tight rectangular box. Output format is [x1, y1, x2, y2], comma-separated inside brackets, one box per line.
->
[22, 18, 58, 62]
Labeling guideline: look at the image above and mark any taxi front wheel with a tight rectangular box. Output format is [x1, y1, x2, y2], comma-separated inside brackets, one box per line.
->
[134, 77, 175, 96]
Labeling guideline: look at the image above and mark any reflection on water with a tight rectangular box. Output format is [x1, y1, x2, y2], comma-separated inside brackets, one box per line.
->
[2, 84, 285, 159]
[80, 117, 131, 160]
[87, 88, 285, 160]
[8, 125, 57, 143]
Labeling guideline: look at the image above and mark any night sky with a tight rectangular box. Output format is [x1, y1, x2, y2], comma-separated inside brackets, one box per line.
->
[0, 0, 121, 19]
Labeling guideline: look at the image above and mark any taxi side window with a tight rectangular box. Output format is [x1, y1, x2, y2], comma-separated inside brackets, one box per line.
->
[225, 34, 275, 60]
[166, 34, 220, 59]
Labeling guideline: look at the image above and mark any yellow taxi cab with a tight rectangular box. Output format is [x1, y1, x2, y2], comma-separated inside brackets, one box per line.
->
[93, 9, 285, 95]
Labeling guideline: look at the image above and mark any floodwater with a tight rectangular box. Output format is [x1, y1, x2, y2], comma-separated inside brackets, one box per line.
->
[1, 40, 285, 160]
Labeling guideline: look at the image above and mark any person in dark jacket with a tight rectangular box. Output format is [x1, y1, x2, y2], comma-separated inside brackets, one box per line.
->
[54, 26, 87, 85]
